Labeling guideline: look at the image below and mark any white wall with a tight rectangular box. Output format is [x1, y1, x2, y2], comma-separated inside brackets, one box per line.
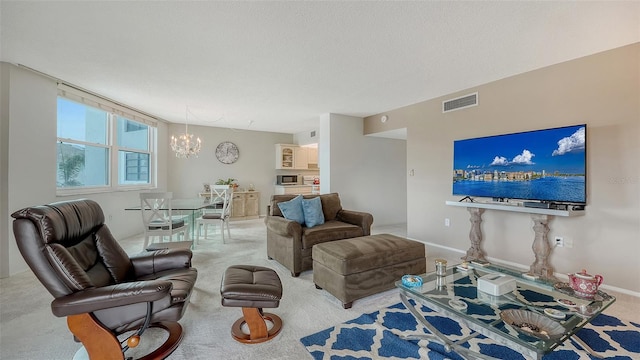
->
[0, 63, 299, 277]
[1, 63, 13, 277]
[0, 63, 170, 276]
[0, 65, 409, 278]
[364, 43, 640, 294]
[3, 64, 57, 276]
[319, 113, 331, 192]
[166, 124, 292, 214]
[293, 128, 320, 146]
[0, 64, 299, 277]
[321, 113, 407, 226]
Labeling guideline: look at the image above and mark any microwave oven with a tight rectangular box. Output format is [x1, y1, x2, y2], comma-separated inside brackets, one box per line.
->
[276, 175, 298, 185]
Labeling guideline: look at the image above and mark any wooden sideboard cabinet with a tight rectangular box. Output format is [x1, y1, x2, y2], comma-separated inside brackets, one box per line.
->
[231, 191, 260, 220]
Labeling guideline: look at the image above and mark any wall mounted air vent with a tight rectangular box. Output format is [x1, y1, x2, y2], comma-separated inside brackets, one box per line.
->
[442, 92, 478, 113]
[310, 130, 316, 137]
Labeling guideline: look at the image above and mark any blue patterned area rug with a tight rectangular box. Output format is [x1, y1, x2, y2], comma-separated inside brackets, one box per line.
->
[300, 300, 640, 360]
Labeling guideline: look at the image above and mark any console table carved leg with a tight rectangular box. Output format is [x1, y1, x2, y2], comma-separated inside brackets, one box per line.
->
[527, 214, 557, 280]
[461, 208, 487, 262]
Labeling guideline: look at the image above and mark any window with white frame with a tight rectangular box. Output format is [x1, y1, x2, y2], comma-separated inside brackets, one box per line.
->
[56, 85, 157, 192]
[117, 116, 151, 185]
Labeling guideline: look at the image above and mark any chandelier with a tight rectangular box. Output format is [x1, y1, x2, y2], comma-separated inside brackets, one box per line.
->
[170, 107, 202, 158]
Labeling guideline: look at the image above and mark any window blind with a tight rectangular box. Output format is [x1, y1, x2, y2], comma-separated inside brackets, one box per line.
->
[57, 83, 158, 127]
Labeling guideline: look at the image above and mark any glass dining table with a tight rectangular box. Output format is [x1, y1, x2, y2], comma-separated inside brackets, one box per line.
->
[125, 197, 222, 239]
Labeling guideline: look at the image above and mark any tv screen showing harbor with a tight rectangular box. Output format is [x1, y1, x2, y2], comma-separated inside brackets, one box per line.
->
[452, 124, 586, 204]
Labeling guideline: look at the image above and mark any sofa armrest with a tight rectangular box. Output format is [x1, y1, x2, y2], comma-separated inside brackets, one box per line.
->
[336, 210, 374, 236]
[51, 280, 172, 317]
[264, 215, 302, 237]
[130, 249, 193, 277]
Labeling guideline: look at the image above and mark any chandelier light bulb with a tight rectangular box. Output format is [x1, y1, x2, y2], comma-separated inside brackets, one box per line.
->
[170, 107, 202, 158]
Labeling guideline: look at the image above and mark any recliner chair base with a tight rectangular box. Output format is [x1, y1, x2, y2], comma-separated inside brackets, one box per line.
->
[69, 313, 183, 360]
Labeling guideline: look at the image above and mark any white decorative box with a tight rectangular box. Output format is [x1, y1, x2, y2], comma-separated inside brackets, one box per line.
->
[477, 273, 516, 296]
[477, 291, 511, 306]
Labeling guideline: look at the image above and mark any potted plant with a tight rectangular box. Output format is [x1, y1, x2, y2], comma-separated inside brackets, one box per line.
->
[216, 178, 239, 191]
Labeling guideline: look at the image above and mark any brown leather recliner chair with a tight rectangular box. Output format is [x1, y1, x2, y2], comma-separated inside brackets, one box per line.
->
[11, 199, 198, 360]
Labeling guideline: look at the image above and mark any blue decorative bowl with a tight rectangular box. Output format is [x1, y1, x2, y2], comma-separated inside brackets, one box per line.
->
[402, 275, 423, 288]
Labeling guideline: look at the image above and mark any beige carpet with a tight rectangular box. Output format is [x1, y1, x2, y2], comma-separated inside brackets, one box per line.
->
[0, 219, 404, 360]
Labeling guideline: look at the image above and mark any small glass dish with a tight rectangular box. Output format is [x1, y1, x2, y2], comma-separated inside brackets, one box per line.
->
[449, 298, 468, 311]
[544, 308, 566, 320]
[556, 298, 577, 308]
[575, 304, 600, 318]
[402, 275, 423, 288]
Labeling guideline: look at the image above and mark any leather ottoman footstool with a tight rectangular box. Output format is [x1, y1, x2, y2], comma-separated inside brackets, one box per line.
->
[220, 265, 283, 343]
[313, 234, 426, 309]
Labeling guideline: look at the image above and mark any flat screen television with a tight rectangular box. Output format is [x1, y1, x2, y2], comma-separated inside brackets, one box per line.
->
[452, 124, 586, 204]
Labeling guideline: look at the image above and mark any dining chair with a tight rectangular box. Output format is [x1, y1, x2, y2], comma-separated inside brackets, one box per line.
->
[195, 185, 232, 244]
[140, 192, 190, 249]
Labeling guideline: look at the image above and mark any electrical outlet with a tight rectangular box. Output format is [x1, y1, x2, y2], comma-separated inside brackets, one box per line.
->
[445, 218, 450, 227]
[554, 236, 564, 247]
[564, 238, 573, 248]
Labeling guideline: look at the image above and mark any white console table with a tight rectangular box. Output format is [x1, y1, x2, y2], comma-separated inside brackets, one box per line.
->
[445, 201, 585, 280]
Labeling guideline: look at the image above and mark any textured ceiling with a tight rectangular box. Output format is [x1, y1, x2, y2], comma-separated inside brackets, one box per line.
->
[2, 1, 639, 134]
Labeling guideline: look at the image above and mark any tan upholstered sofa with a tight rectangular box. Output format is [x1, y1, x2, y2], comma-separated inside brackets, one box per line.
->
[265, 193, 374, 277]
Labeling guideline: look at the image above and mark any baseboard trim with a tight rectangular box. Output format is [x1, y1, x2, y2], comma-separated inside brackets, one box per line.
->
[411, 238, 465, 255]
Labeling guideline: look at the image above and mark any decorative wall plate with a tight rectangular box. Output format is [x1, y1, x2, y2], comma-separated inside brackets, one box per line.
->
[215, 141, 239, 164]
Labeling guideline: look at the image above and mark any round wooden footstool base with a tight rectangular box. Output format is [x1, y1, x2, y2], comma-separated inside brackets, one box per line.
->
[230, 307, 283, 344]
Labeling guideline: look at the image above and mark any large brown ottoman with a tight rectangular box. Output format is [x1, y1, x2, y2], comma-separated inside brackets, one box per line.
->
[312, 233, 426, 309]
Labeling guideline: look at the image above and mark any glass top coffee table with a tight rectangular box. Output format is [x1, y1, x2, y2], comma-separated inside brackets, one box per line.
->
[396, 263, 615, 360]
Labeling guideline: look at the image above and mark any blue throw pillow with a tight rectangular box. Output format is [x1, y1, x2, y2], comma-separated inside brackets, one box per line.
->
[302, 196, 325, 228]
[277, 195, 305, 225]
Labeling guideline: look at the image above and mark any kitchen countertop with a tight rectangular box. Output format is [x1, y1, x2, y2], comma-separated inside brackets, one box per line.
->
[275, 184, 314, 186]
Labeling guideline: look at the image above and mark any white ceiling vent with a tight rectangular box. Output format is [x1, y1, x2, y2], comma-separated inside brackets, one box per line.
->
[442, 92, 478, 113]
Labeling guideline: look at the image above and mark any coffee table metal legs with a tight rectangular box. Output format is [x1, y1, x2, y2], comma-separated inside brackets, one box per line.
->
[571, 335, 604, 359]
[399, 293, 501, 360]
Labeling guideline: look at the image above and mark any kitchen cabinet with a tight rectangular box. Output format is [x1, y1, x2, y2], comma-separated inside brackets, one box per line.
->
[307, 147, 318, 167]
[275, 144, 295, 169]
[275, 144, 318, 170]
[294, 146, 308, 169]
[231, 191, 260, 220]
[273, 185, 313, 195]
